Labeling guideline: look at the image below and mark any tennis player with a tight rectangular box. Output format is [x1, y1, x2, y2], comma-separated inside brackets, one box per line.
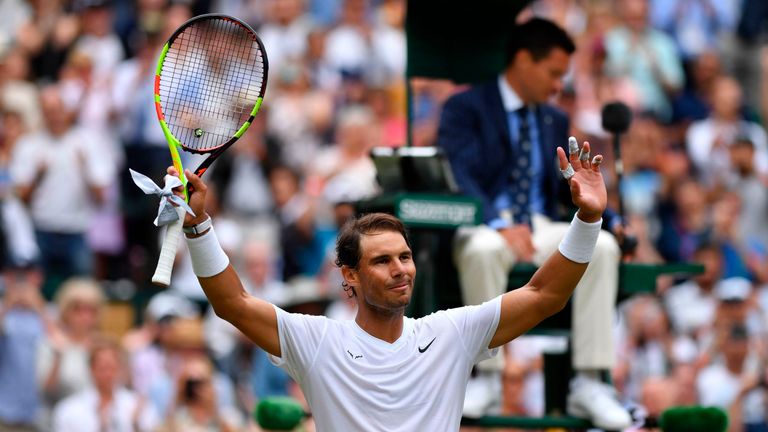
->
[169, 140, 606, 431]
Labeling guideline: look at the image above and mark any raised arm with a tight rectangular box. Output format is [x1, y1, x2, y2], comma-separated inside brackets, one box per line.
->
[172, 168, 281, 356]
[489, 141, 607, 348]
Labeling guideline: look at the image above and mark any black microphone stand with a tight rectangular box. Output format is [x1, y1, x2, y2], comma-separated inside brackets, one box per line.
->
[601, 102, 638, 255]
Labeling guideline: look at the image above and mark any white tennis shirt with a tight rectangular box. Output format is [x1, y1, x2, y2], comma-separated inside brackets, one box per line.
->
[270, 295, 501, 431]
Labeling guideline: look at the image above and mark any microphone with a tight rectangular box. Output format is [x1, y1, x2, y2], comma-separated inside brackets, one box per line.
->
[253, 396, 308, 431]
[601, 102, 632, 135]
[600, 101, 637, 255]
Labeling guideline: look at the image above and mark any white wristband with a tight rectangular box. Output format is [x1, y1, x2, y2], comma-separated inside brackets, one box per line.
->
[558, 214, 602, 263]
[185, 226, 230, 277]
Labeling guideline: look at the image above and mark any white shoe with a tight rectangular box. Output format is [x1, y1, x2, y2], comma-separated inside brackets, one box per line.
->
[462, 371, 501, 418]
[567, 375, 632, 430]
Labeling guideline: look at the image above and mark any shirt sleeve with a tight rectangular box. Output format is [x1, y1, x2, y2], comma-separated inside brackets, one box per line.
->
[51, 398, 75, 432]
[9, 136, 39, 186]
[77, 129, 115, 187]
[653, 34, 685, 91]
[444, 295, 502, 365]
[269, 305, 331, 381]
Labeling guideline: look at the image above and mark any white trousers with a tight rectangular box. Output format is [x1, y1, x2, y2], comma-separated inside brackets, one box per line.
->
[454, 214, 620, 371]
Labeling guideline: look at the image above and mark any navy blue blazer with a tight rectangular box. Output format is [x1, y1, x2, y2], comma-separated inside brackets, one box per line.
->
[437, 80, 617, 228]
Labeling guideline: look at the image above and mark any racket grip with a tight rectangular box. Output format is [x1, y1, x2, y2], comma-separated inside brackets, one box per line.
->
[152, 206, 187, 287]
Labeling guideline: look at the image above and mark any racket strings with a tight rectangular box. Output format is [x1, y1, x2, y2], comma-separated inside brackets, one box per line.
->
[159, 17, 265, 151]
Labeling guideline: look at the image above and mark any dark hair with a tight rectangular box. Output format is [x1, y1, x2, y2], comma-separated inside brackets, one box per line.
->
[506, 18, 576, 65]
[334, 213, 411, 297]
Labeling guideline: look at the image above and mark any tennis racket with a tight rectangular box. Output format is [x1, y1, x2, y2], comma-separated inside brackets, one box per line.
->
[151, 14, 268, 287]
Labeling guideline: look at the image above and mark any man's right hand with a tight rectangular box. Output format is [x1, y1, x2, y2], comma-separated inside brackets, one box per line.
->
[166, 166, 281, 357]
[499, 224, 536, 262]
[166, 167, 209, 227]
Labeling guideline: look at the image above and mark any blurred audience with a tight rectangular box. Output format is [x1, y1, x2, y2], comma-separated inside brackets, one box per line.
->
[51, 337, 158, 432]
[686, 76, 768, 188]
[9, 85, 114, 295]
[37, 277, 106, 425]
[156, 356, 239, 432]
[0, 0, 766, 428]
[0, 266, 47, 432]
[603, 0, 685, 120]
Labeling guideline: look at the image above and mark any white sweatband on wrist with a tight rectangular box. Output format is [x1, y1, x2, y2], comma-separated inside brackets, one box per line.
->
[558, 214, 602, 263]
[186, 226, 230, 277]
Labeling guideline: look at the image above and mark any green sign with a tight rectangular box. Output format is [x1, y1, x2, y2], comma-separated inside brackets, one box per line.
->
[395, 194, 481, 228]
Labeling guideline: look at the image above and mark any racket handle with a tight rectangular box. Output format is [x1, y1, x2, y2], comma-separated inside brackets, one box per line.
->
[152, 206, 187, 287]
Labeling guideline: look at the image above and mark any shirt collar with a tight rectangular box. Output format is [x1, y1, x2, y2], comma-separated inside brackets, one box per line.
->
[498, 74, 524, 112]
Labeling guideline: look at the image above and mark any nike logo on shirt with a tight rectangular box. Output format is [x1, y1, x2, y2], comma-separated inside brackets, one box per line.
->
[418, 337, 436, 353]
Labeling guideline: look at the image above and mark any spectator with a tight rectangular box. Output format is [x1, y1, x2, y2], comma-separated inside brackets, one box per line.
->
[500, 360, 531, 421]
[686, 76, 768, 188]
[711, 277, 759, 340]
[323, 0, 372, 76]
[670, 361, 699, 406]
[310, 105, 381, 204]
[0, 0, 31, 52]
[366, 85, 406, 148]
[208, 119, 276, 222]
[698, 277, 759, 368]
[663, 242, 723, 337]
[0, 266, 47, 431]
[711, 194, 761, 281]
[635, 377, 678, 430]
[670, 51, 722, 128]
[9, 85, 114, 295]
[502, 335, 569, 417]
[58, 48, 123, 281]
[146, 318, 239, 426]
[0, 106, 39, 268]
[734, 0, 768, 118]
[0, 47, 42, 132]
[37, 277, 106, 427]
[649, 0, 738, 61]
[304, 27, 341, 92]
[268, 164, 324, 281]
[259, 0, 315, 77]
[697, 323, 765, 430]
[156, 356, 239, 432]
[615, 296, 675, 402]
[51, 337, 158, 432]
[603, 0, 685, 120]
[71, 0, 124, 79]
[265, 59, 334, 171]
[14, 0, 79, 83]
[724, 136, 768, 263]
[655, 177, 711, 263]
[124, 292, 198, 398]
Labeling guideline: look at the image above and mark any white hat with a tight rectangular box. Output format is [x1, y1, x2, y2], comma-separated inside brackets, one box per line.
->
[715, 277, 752, 302]
[146, 292, 198, 322]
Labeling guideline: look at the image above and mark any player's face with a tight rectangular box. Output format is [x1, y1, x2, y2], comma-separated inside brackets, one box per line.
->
[350, 230, 415, 313]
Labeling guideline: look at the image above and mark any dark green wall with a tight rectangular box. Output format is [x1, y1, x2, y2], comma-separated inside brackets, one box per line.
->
[405, 0, 534, 83]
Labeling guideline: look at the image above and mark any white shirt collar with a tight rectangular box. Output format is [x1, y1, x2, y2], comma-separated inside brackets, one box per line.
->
[498, 74, 525, 112]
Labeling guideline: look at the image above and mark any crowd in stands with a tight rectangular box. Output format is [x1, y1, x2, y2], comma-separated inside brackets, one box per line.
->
[0, 0, 767, 430]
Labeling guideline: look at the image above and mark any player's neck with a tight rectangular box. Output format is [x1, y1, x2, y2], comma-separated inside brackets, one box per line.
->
[355, 307, 405, 343]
